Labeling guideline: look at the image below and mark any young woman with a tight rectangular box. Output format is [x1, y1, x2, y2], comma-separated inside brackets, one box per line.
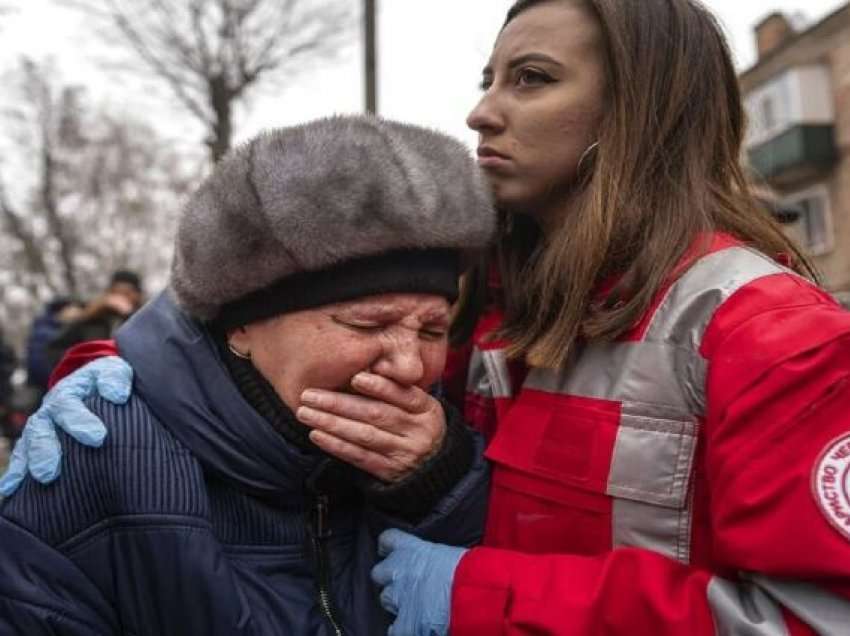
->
[6, 1, 850, 634]
[371, 1, 850, 635]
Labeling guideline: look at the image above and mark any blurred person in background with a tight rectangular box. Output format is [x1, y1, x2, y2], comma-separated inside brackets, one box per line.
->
[0, 329, 14, 410]
[45, 270, 144, 374]
[0, 328, 16, 445]
[24, 297, 83, 397]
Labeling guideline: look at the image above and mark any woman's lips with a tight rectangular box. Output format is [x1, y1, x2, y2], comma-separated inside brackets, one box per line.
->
[477, 146, 511, 169]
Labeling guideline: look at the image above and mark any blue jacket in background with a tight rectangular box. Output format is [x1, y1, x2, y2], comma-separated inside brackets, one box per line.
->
[0, 291, 489, 635]
[25, 301, 70, 391]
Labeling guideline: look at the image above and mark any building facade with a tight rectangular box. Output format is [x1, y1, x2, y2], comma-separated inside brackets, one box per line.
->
[740, 4, 850, 301]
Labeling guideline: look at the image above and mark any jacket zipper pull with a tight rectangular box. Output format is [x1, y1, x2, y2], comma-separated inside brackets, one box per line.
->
[313, 494, 331, 540]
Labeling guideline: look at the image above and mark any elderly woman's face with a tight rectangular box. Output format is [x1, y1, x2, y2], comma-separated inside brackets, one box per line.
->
[229, 293, 451, 410]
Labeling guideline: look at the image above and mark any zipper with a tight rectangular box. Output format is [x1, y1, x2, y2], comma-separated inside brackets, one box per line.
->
[309, 493, 344, 636]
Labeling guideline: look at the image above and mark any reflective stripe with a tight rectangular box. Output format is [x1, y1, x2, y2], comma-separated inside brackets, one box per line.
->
[525, 342, 694, 414]
[466, 348, 513, 399]
[524, 246, 790, 562]
[609, 402, 697, 562]
[525, 247, 787, 415]
[750, 575, 850, 636]
[707, 577, 788, 636]
[482, 350, 513, 398]
[607, 404, 697, 508]
[644, 247, 788, 345]
[708, 575, 850, 635]
[611, 498, 690, 562]
[466, 349, 490, 397]
[643, 247, 787, 416]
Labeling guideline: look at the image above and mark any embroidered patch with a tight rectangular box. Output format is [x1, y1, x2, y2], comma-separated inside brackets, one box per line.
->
[812, 434, 850, 541]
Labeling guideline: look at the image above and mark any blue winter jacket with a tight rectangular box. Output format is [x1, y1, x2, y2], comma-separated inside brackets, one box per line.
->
[25, 302, 68, 391]
[0, 292, 489, 635]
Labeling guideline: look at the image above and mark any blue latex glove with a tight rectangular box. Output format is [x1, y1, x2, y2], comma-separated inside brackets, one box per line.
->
[0, 356, 132, 496]
[371, 529, 468, 636]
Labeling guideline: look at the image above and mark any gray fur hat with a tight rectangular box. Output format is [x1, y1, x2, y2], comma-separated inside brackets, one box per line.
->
[170, 115, 495, 326]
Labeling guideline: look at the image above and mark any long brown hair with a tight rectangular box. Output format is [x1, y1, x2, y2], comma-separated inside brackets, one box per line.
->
[452, 0, 817, 367]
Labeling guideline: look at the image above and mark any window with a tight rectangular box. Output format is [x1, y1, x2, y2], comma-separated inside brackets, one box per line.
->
[783, 185, 833, 255]
[744, 65, 834, 149]
[761, 96, 777, 131]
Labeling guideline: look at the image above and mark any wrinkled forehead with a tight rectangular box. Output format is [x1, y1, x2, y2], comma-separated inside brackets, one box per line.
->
[330, 293, 451, 320]
[488, 2, 601, 68]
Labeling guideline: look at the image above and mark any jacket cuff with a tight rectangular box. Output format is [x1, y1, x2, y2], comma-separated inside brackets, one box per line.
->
[449, 547, 512, 636]
[361, 399, 474, 523]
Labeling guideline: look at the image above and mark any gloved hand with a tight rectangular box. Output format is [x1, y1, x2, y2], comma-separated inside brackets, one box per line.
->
[0, 356, 132, 496]
[371, 529, 468, 636]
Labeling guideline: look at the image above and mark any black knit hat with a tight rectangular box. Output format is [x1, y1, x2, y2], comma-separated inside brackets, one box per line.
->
[170, 115, 495, 324]
[215, 248, 459, 331]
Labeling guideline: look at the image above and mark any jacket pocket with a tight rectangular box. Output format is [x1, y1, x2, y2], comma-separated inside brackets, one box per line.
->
[483, 395, 698, 560]
[483, 394, 618, 553]
[605, 401, 698, 509]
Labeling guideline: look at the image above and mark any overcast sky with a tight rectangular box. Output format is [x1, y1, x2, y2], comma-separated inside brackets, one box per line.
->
[0, 0, 847, 151]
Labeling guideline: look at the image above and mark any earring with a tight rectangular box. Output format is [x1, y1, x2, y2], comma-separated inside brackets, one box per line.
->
[227, 342, 251, 360]
[577, 141, 600, 177]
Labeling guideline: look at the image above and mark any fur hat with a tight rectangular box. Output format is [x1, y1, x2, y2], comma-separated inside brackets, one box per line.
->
[170, 115, 495, 325]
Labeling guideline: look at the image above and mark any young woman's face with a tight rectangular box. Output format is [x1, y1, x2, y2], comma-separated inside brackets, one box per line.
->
[228, 293, 451, 411]
[467, 1, 607, 223]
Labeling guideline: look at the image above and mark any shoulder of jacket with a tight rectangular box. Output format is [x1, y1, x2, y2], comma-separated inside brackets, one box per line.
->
[83, 393, 191, 453]
[641, 245, 799, 345]
[701, 269, 847, 359]
[1, 394, 208, 548]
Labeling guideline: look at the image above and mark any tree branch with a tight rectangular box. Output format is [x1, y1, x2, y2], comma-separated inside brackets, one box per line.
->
[107, 3, 213, 125]
[0, 178, 56, 294]
[60, 0, 355, 162]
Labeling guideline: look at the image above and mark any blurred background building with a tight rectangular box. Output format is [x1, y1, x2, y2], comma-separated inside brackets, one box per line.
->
[741, 3, 850, 303]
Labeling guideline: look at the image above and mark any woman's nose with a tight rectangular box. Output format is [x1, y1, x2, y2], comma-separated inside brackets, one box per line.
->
[371, 336, 424, 387]
[466, 91, 504, 134]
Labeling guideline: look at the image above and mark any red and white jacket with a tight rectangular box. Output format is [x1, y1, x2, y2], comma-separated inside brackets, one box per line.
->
[444, 235, 850, 635]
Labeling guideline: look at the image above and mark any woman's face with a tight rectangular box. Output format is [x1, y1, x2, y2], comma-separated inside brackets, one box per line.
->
[467, 1, 607, 223]
[228, 293, 451, 411]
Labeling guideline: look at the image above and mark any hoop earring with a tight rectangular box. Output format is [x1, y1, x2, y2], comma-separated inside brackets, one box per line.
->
[227, 342, 251, 360]
[576, 141, 599, 177]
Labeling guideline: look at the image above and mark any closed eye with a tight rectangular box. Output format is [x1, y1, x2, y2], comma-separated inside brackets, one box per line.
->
[332, 317, 382, 333]
[420, 327, 448, 341]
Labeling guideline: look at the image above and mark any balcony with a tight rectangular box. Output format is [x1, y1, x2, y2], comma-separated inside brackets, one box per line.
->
[748, 124, 837, 186]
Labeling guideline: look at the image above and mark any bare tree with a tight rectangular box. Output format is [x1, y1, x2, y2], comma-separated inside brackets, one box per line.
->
[2, 60, 87, 299]
[0, 58, 200, 351]
[63, 0, 355, 163]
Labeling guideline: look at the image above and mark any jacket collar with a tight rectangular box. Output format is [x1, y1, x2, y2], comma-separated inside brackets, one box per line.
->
[116, 290, 320, 501]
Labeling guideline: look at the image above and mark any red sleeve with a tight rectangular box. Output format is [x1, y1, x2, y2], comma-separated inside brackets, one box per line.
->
[700, 277, 850, 575]
[443, 340, 474, 410]
[48, 339, 119, 388]
[450, 276, 850, 635]
[452, 547, 717, 636]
